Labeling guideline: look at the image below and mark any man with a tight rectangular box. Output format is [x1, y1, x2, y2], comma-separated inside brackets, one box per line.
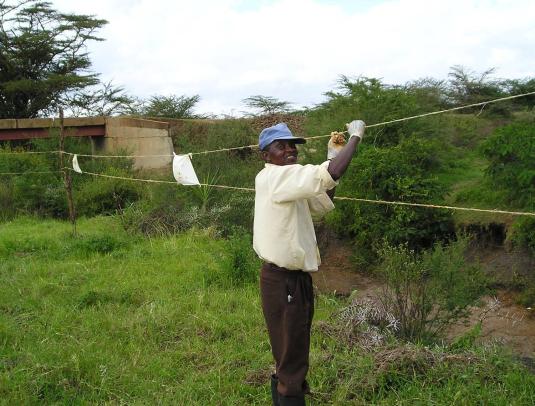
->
[253, 120, 366, 405]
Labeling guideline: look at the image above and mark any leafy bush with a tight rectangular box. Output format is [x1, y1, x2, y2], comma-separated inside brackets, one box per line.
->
[481, 122, 535, 253]
[510, 217, 535, 254]
[0, 147, 64, 217]
[375, 238, 488, 342]
[0, 138, 138, 220]
[481, 122, 535, 207]
[328, 137, 454, 266]
[75, 174, 143, 217]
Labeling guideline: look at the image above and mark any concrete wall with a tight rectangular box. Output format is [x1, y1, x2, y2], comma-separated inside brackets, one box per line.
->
[100, 117, 173, 170]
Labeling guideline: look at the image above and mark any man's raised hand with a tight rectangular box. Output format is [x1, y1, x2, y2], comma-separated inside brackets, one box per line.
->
[346, 120, 366, 141]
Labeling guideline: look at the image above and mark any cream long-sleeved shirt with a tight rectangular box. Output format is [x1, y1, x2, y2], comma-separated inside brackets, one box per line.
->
[253, 161, 338, 272]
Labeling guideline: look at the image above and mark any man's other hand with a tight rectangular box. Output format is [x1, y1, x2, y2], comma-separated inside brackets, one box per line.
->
[327, 131, 346, 160]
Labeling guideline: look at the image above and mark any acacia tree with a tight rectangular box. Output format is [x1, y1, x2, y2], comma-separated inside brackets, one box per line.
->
[141, 94, 202, 119]
[242, 95, 292, 116]
[66, 81, 135, 117]
[447, 65, 503, 105]
[0, 1, 107, 118]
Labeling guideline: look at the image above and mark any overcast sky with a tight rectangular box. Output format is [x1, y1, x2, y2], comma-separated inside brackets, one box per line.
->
[50, 0, 535, 116]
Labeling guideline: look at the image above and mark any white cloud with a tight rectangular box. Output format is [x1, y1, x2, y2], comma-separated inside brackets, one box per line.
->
[50, 0, 535, 115]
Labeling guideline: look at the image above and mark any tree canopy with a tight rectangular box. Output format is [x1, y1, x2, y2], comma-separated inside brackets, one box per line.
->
[140, 94, 202, 119]
[242, 95, 292, 116]
[0, 1, 107, 118]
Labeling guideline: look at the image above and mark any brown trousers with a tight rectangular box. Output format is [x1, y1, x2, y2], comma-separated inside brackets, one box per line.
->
[260, 262, 314, 397]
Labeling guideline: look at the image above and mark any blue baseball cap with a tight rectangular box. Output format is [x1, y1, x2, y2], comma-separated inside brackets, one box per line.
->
[258, 123, 306, 150]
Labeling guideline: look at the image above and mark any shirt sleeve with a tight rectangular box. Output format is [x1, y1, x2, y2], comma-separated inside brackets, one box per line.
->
[307, 193, 335, 217]
[269, 161, 338, 203]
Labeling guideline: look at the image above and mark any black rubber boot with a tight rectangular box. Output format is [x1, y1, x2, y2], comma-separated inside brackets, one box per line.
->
[270, 374, 280, 406]
[279, 394, 306, 406]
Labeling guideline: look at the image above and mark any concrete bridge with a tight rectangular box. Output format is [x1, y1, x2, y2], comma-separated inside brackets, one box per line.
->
[0, 116, 174, 169]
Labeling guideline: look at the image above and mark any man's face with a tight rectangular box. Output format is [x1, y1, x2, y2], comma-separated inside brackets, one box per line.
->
[262, 140, 298, 166]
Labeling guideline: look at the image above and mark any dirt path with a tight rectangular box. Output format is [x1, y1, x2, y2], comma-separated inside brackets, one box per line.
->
[312, 237, 535, 359]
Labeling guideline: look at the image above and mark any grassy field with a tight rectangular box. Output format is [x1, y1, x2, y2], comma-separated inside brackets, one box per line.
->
[1, 217, 535, 405]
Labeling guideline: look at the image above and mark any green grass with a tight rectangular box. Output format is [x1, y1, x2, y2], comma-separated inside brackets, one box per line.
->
[1, 217, 535, 404]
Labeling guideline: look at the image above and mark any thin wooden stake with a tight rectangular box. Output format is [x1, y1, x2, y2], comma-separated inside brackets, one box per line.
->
[59, 108, 77, 235]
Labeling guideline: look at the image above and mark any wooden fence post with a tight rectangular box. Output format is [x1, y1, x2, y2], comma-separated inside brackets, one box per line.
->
[58, 108, 77, 235]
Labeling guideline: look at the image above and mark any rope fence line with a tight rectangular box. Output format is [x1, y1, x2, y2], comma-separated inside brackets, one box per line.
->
[62, 151, 174, 158]
[0, 150, 61, 155]
[3, 91, 533, 159]
[333, 196, 535, 217]
[0, 170, 64, 175]
[64, 168, 257, 192]
[64, 168, 535, 218]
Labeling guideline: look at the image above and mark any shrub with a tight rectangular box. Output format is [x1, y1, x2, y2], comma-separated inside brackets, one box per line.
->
[328, 137, 454, 266]
[375, 237, 488, 342]
[0, 148, 64, 217]
[75, 174, 143, 217]
[481, 123, 535, 254]
[481, 122, 535, 207]
[510, 217, 535, 254]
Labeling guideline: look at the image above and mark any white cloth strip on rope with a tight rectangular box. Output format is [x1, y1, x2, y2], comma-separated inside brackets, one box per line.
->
[72, 154, 82, 174]
[172, 153, 200, 185]
[66, 168, 535, 217]
[13, 91, 532, 160]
